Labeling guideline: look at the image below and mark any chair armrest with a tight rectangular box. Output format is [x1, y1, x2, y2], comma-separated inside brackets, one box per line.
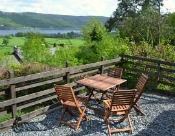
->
[118, 89, 137, 92]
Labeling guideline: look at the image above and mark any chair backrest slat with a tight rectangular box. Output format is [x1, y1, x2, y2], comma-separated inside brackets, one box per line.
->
[136, 73, 148, 91]
[54, 85, 76, 103]
[111, 91, 136, 107]
[135, 73, 148, 102]
[107, 68, 123, 78]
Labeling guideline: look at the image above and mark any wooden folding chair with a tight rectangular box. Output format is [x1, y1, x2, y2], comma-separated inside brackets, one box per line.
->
[107, 67, 123, 91]
[119, 73, 148, 115]
[104, 67, 124, 98]
[107, 67, 123, 79]
[103, 90, 136, 136]
[54, 85, 89, 130]
[93, 68, 124, 101]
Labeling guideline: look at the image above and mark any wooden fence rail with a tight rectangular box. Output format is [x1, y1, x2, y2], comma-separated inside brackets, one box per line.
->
[0, 55, 174, 129]
[121, 55, 175, 90]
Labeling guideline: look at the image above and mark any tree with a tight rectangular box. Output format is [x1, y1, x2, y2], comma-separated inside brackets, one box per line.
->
[169, 12, 175, 29]
[136, 0, 163, 11]
[124, 7, 171, 44]
[105, 0, 137, 31]
[167, 12, 175, 45]
[2, 38, 9, 46]
[80, 18, 130, 63]
[82, 18, 107, 44]
[106, 0, 163, 29]
[105, 0, 166, 44]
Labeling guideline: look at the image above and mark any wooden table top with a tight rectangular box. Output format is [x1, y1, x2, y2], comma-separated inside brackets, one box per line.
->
[76, 74, 127, 91]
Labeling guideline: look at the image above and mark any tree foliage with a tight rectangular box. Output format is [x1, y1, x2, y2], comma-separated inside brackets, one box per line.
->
[169, 12, 175, 29]
[168, 12, 175, 45]
[129, 40, 175, 62]
[46, 46, 80, 67]
[80, 19, 130, 63]
[82, 19, 107, 45]
[22, 33, 49, 63]
[106, 0, 163, 30]
[2, 38, 9, 46]
[105, 0, 167, 45]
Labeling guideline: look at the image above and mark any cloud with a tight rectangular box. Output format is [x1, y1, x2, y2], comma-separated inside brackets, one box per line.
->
[0, 0, 174, 17]
[163, 0, 175, 13]
[0, 0, 118, 17]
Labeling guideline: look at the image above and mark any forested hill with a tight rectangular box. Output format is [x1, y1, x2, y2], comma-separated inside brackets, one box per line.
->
[0, 11, 108, 29]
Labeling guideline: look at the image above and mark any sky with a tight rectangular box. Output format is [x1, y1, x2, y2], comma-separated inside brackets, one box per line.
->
[0, 0, 174, 17]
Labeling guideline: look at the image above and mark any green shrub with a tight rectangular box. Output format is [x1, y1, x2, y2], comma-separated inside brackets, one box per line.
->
[129, 41, 175, 62]
[46, 46, 81, 67]
[22, 33, 50, 63]
[80, 19, 130, 63]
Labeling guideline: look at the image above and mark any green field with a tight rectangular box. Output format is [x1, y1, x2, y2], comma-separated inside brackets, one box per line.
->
[0, 37, 84, 55]
[0, 37, 25, 55]
[0, 37, 25, 47]
[45, 38, 84, 47]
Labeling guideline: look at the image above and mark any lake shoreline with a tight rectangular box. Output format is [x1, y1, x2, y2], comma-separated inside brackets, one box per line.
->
[0, 29, 81, 35]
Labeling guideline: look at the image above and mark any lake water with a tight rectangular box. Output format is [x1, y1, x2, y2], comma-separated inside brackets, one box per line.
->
[0, 29, 81, 35]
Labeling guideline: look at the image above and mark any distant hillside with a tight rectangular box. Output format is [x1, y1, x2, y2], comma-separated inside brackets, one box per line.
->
[0, 11, 109, 30]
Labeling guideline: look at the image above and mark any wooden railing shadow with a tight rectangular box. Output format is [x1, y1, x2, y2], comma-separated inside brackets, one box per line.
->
[135, 110, 175, 136]
[8, 92, 175, 136]
[12, 103, 108, 135]
[12, 104, 60, 132]
[139, 92, 175, 105]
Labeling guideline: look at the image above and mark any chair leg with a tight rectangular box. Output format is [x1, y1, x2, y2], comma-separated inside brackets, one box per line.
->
[59, 103, 89, 130]
[105, 113, 133, 135]
[127, 114, 133, 133]
[100, 93, 105, 101]
[75, 115, 83, 130]
[106, 119, 112, 136]
[133, 104, 144, 116]
[104, 111, 112, 136]
[59, 107, 67, 124]
[92, 90, 100, 101]
[67, 107, 75, 117]
[104, 108, 110, 122]
[100, 91, 109, 100]
[75, 108, 86, 130]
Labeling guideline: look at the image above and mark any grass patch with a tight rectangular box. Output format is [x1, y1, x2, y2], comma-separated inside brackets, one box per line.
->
[0, 37, 25, 47]
[0, 37, 26, 56]
[157, 83, 175, 92]
[45, 38, 84, 46]
[0, 114, 12, 123]
[0, 100, 55, 123]
[0, 37, 84, 56]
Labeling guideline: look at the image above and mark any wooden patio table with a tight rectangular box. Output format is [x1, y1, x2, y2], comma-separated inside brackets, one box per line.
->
[76, 74, 127, 101]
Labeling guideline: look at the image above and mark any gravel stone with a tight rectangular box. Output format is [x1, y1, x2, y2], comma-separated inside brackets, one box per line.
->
[0, 91, 175, 136]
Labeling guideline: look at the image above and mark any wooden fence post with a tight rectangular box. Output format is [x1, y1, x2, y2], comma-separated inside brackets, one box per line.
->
[99, 56, 104, 74]
[119, 55, 124, 68]
[65, 61, 70, 84]
[8, 70, 17, 118]
[155, 62, 161, 89]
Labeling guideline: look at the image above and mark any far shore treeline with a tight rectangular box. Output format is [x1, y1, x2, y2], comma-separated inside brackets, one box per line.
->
[14, 31, 82, 38]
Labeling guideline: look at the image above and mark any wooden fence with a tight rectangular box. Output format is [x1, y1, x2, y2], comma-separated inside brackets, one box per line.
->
[121, 55, 175, 92]
[0, 55, 174, 129]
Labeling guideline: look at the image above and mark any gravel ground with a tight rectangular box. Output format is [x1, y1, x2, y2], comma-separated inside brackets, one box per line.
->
[0, 91, 175, 136]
